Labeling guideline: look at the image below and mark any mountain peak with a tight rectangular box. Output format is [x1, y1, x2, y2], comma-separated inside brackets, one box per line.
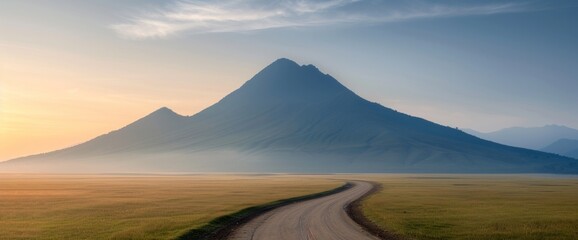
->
[256, 58, 302, 77]
[136, 107, 183, 124]
[218, 58, 354, 106]
[270, 58, 299, 67]
[151, 106, 178, 116]
[117, 106, 186, 135]
[260, 58, 324, 76]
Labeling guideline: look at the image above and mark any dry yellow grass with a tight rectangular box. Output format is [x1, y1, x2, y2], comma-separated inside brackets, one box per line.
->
[3, 173, 576, 240]
[0, 174, 341, 240]
[358, 174, 578, 240]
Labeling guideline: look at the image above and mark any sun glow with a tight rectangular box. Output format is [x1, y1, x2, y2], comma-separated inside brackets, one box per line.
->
[0, 44, 227, 161]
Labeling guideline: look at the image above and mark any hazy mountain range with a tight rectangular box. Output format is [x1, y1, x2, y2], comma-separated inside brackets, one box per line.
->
[464, 126, 578, 159]
[542, 139, 578, 159]
[463, 125, 578, 150]
[2, 59, 577, 173]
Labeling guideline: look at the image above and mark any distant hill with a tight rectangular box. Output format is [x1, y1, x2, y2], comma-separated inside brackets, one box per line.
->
[542, 139, 578, 159]
[463, 125, 578, 150]
[2, 58, 576, 173]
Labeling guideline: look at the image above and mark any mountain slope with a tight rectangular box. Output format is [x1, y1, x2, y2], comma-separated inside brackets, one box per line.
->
[57, 107, 189, 155]
[542, 139, 578, 159]
[2, 58, 577, 173]
[464, 125, 578, 150]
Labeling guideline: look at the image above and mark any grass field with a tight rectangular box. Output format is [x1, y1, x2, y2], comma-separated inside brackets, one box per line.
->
[2, 174, 577, 240]
[360, 175, 578, 240]
[0, 174, 340, 240]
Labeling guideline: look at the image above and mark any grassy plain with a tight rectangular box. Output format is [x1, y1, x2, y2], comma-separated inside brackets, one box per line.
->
[0, 174, 340, 240]
[358, 175, 578, 240]
[2, 174, 576, 240]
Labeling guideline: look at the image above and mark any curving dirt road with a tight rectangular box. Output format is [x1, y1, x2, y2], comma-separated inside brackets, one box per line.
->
[228, 181, 379, 240]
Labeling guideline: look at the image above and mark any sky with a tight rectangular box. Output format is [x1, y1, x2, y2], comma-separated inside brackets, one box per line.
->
[1, 0, 577, 161]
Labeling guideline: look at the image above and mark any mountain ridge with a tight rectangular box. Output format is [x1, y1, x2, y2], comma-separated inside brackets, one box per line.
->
[542, 139, 578, 159]
[2, 58, 577, 173]
[464, 125, 578, 150]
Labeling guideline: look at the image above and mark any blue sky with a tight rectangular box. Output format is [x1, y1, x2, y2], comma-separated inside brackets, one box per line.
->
[1, 0, 577, 159]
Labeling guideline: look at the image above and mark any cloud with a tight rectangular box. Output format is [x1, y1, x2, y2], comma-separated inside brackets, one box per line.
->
[111, 0, 529, 39]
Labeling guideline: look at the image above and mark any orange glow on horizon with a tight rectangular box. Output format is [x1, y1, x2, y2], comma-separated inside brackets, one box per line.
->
[0, 44, 245, 161]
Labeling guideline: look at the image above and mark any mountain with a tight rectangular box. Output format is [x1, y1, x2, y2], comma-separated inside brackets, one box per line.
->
[542, 139, 578, 159]
[2, 58, 577, 173]
[463, 125, 578, 150]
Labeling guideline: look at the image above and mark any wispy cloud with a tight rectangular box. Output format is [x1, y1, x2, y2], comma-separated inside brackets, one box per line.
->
[111, 0, 530, 39]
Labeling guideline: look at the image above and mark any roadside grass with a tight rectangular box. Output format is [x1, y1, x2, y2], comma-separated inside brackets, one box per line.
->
[359, 175, 578, 240]
[0, 174, 340, 240]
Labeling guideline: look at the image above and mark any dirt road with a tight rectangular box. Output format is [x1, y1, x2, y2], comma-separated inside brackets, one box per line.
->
[228, 181, 379, 240]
